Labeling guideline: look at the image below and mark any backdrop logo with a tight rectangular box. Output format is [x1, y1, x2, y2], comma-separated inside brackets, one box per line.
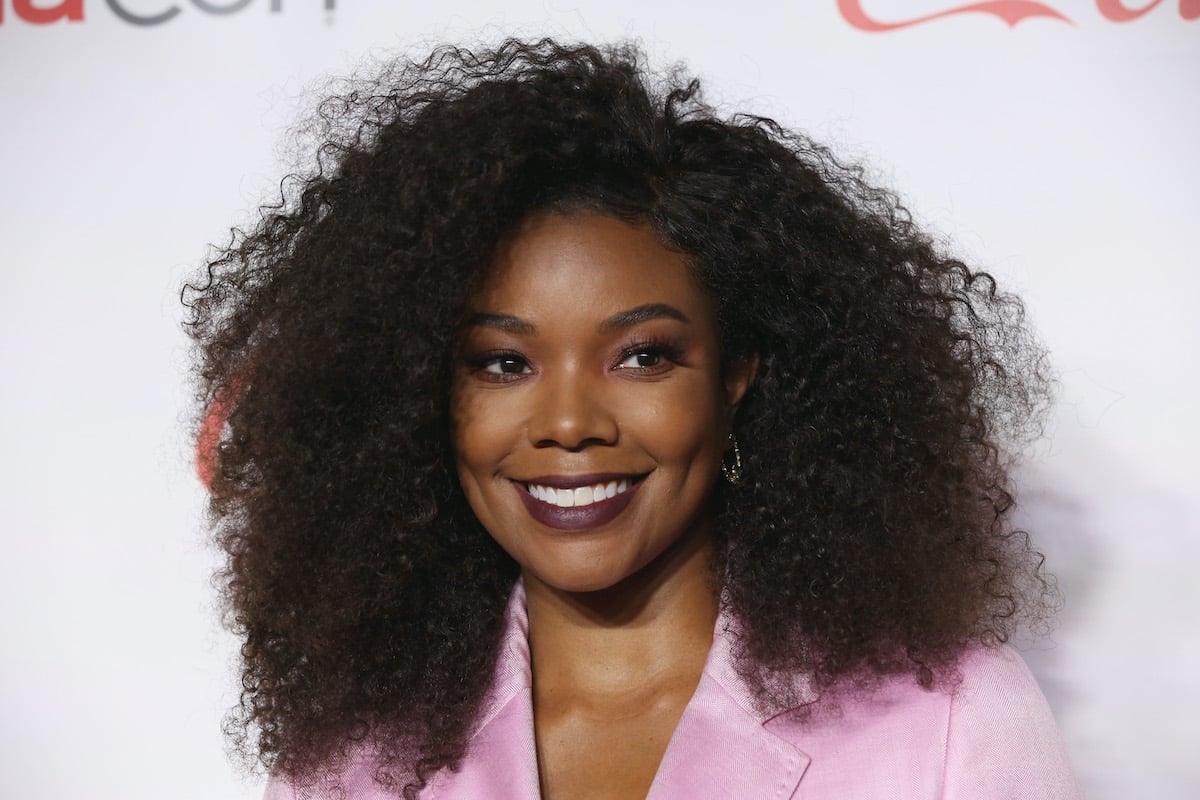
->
[838, 0, 1199, 30]
[0, 0, 335, 26]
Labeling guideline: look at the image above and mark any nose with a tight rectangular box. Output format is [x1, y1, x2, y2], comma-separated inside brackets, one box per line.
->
[527, 365, 618, 450]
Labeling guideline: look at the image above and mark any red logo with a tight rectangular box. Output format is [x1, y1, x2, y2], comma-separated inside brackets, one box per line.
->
[0, 0, 336, 26]
[839, 0, 1199, 30]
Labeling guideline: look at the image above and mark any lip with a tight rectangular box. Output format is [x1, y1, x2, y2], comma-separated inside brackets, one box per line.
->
[514, 473, 646, 532]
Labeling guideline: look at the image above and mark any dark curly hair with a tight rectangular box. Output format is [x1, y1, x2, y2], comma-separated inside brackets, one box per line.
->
[184, 38, 1054, 797]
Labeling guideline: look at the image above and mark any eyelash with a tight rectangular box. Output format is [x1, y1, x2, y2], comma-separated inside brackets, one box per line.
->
[614, 337, 685, 373]
[467, 350, 530, 382]
[466, 337, 685, 382]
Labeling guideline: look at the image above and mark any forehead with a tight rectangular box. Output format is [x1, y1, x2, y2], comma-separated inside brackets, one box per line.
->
[471, 213, 714, 320]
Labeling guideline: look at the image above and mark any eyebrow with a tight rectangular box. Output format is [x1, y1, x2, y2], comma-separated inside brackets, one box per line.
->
[598, 303, 692, 333]
[462, 303, 691, 336]
[461, 313, 537, 335]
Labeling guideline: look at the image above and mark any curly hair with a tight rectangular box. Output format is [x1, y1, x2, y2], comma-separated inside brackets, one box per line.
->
[184, 38, 1054, 797]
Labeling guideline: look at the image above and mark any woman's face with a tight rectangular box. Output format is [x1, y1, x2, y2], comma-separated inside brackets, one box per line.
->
[451, 212, 754, 594]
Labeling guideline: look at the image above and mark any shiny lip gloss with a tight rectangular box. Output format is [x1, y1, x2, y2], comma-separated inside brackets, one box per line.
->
[514, 473, 646, 532]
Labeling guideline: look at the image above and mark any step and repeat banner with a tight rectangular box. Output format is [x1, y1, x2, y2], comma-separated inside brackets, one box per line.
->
[1, 3, 1196, 798]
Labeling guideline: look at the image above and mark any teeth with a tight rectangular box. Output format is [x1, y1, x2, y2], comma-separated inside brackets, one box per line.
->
[527, 479, 631, 508]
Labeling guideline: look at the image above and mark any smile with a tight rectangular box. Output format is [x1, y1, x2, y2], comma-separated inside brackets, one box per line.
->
[514, 474, 646, 531]
[525, 478, 632, 508]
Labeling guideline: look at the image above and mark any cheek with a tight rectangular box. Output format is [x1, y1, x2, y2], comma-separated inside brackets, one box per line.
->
[626, 383, 726, 466]
[449, 389, 492, 481]
[450, 387, 523, 491]
[450, 402, 503, 536]
[451, 405, 482, 468]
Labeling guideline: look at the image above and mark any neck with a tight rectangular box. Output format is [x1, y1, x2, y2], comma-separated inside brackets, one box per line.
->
[524, 528, 719, 700]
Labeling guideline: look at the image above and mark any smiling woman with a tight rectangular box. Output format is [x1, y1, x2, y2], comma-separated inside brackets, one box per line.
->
[184, 39, 1081, 800]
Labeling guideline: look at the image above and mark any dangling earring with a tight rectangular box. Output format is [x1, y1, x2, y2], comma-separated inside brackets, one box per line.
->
[721, 433, 743, 485]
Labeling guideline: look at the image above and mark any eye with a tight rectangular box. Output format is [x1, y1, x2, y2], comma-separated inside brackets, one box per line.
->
[617, 350, 663, 369]
[481, 356, 530, 375]
[614, 340, 684, 373]
[465, 351, 532, 383]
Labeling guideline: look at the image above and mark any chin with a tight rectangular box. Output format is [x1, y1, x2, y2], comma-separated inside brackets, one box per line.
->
[534, 570, 625, 595]
[527, 555, 645, 595]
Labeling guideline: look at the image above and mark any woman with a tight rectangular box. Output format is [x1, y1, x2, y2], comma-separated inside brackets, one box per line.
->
[186, 39, 1081, 799]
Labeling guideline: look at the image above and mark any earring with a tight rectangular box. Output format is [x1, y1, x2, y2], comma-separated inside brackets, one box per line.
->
[721, 433, 743, 485]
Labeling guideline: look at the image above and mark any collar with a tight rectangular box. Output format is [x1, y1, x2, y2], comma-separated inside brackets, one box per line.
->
[429, 580, 815, 799]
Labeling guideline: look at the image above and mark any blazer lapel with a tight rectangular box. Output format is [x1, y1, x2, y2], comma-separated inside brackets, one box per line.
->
[647, 615, 815, 800]
[427, 582, 542, 799]
[433, 584, 815, 800]
[428, 685, 541, 799]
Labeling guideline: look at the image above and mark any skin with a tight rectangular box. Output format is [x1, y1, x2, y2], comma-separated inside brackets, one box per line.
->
[451, 212, 756, 799]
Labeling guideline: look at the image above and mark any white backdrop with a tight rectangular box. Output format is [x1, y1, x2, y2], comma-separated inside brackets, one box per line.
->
[1, 2, 1196, 798]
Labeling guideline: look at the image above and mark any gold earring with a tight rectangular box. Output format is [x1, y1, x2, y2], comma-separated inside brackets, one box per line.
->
[721, 433, 743, 485]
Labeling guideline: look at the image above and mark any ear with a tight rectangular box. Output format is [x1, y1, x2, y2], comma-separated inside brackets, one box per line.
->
[723, 352, 760, 417]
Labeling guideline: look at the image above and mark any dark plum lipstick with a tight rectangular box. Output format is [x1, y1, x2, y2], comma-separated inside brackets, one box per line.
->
[514, 473, 645, 532]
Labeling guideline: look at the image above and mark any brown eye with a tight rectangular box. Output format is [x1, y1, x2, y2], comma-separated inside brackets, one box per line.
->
[618, 351, 661, 368]
[483, 356, 529, 375]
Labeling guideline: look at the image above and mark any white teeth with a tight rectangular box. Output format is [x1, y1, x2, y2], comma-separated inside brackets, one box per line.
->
[526, 479, 635, 508]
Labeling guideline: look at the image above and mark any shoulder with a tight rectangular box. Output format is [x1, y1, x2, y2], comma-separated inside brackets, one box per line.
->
[766, 645, 1083, 799]
[941, 646, 1083, 799]
[948, 644, 1056, 732]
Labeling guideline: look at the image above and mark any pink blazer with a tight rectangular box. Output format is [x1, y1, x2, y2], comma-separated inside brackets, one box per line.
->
[266, 581, 1083, 799]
